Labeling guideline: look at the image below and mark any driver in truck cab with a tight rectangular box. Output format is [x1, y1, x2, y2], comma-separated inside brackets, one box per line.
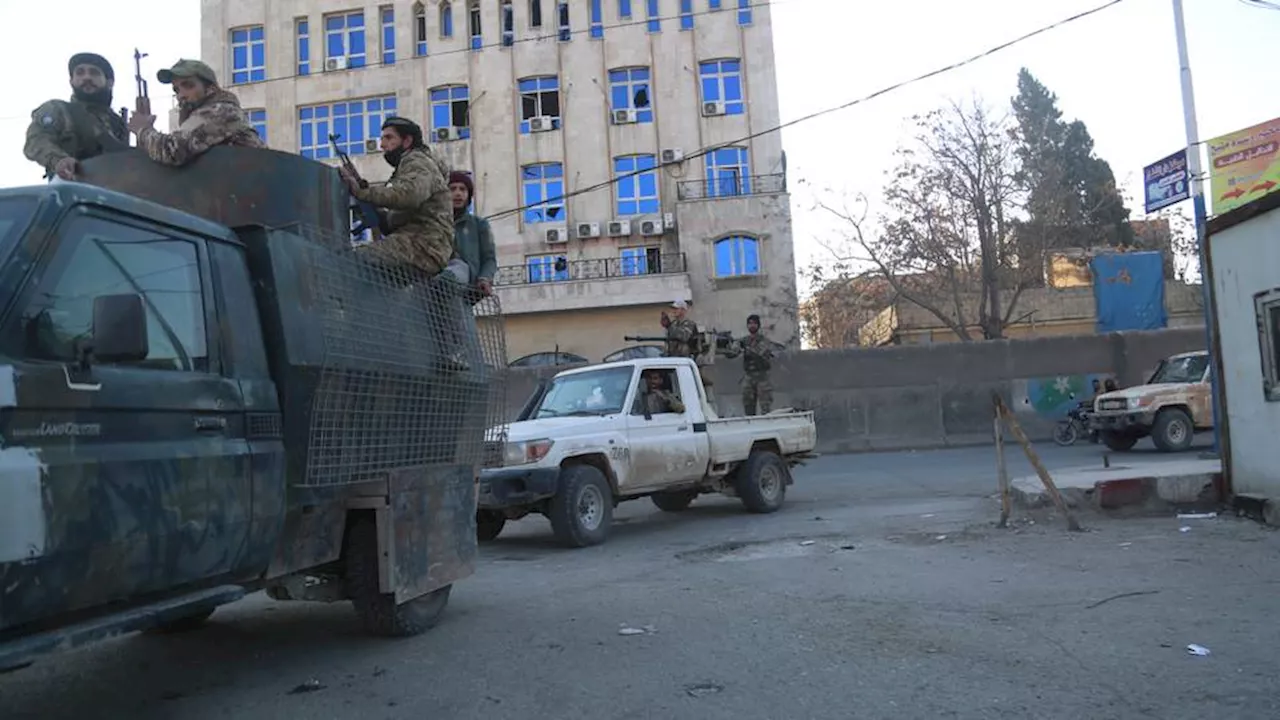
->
[641, 369, 685, 415]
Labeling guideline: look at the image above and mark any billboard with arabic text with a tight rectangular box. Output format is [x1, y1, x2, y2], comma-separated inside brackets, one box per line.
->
[1207, 116, 1280, 216]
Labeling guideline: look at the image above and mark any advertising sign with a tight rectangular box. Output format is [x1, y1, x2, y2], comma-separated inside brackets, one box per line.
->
[1143, 150, 1189, 213]
[1207, 116, 1280, 215]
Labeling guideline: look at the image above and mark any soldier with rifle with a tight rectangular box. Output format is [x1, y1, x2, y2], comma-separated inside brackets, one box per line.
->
[24, 52, 131, 181]
[722, 313, 774, 415]
[128, 58, 264, 166]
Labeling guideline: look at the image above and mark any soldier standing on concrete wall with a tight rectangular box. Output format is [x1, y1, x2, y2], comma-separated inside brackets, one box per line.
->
[725, 314, 774, 416]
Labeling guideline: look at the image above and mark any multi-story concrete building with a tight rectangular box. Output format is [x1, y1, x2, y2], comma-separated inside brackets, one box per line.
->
[199, 0, 797, 363]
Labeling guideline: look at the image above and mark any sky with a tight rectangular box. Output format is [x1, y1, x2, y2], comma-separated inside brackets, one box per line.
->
[1, 0, 1276, 295]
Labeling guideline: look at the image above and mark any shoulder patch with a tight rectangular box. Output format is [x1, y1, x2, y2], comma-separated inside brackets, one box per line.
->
[40, 115, 55, 126]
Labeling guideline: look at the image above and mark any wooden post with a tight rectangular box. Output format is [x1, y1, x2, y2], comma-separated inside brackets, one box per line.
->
[993, 394, 1084, 532]
[994, 407, 1010, 528]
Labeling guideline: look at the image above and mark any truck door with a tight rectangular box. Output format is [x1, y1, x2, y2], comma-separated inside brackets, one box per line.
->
[0, 210, 253, 625]
[623, 365, 708, 490]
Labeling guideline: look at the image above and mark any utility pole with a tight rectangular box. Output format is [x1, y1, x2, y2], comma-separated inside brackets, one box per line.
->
[1172, 0, 1222, 457]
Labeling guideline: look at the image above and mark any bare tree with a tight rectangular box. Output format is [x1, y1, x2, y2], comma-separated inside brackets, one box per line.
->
[813, 99, 1028, 342]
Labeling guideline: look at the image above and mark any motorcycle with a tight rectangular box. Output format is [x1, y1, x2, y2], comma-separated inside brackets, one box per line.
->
[1053, 404, 1095, 447]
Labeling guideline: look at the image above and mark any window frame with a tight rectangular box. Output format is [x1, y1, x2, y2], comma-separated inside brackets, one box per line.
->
[530, 0, 543, 27]
[645, 0, 660, 32]
[380, 5, 396, 64]
[620, 246, 661, 276]
[614, 154, 660, 216]
[247, 108, 267, 144]
[557, 0, 571, 41]
[521, 163, 566, 224]
[619, 0, 632, 20]
[501, 0, 515, 46]
[699, 59, 745, 115]
[469, 1, 483, 50]
[738, 0, 752, 25]
[589, 0, 604, 38]
[429, 85, 472, 140]
[679, 0, 694, 30]
[440, 0, 454, 38]
[296, 18, 311, 75]
[518, 76, 562, 133]
[323, 10, 367, 69]
[1255, 289, 1280, 401]
[713, 234, 762, 278]
[525, 253, 569, 283]
[608, 67, 653, 123]
[229, 25, 266, 85]
[414, 2, 428, 54]
[704, 146, 751, 197]
[298, 95, 398, 159]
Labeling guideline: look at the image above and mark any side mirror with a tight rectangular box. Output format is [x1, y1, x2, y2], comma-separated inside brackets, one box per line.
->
[92, 294, 148, 363]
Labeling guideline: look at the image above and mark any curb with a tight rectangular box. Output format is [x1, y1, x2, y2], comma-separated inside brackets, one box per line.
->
[1013, 471, 1224, 514]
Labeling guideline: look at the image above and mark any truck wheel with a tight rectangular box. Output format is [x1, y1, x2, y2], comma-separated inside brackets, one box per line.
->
[736, 450, 787, 514]
[1101, 431, 1139, 452]
[652, 489, 698, 512]
[144, 608, 215, 635]
[477, 510, 506, 542]
[1152, 408, 1195, 452]
[548, 464, 613, 548]
[345, 517, 451, 637]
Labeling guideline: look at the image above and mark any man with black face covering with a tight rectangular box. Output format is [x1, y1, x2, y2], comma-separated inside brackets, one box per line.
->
[338, 117, 454, 277]
[24, 52, 130, 181]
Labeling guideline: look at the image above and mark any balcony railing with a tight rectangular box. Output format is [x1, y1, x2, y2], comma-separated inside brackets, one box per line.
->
[676, 173, 786, 201]
[494, 253, 687, 287]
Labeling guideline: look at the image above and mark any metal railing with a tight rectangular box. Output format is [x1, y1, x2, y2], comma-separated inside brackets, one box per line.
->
[494, 252, 687, 287]
[676, 172, 786, 201]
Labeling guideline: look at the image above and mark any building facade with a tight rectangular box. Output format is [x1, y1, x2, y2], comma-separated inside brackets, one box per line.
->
[198, 0, 798, 364]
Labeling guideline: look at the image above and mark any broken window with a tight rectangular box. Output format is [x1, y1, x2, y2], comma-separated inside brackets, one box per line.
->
[519, 76, 561, 133]
[429, 85, 471, 139]
[608, 67, 652, 123]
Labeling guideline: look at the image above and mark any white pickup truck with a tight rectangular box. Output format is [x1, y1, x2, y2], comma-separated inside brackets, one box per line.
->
[478, 357, 818, 547]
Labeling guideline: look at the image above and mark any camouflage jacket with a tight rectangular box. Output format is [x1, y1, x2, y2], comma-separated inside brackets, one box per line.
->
[739, 332, 774, 375]
[355, 146, 453, 246]
[665, 318, 700, 358]
[136, 89, 264, 167]
[644, 389, 685, 415]
[23, 98, 130, 176]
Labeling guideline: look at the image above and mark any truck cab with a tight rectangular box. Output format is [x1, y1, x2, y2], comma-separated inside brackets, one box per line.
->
[1089, 350, 1213, 452]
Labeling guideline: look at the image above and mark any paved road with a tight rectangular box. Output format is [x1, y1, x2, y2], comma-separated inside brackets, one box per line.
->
[3, 442, 1276, 720]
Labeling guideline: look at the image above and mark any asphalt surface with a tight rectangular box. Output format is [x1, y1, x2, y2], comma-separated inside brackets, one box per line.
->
[3, 440, 1277, 720]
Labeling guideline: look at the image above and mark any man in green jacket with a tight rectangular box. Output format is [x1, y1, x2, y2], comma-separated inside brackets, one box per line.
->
[448, 171, 498, 298]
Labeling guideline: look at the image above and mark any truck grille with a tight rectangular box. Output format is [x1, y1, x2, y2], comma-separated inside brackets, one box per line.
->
[1099, 399, 1127, 411]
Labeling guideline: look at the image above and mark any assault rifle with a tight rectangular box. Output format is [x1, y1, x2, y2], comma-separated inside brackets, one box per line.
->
[122, 48, 149, 128]
[328, 133, 382, 240]
[622, 330, 738, 364]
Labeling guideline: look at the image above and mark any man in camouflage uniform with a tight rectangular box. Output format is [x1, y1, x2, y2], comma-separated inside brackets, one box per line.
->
[663, 299, 716, 412]
[641, 369, 686, 415]
[127, 59, 264, 166]
[729, 313, 774, 416]
[338, 117, 454, 277]
[24, 52, 131, 181]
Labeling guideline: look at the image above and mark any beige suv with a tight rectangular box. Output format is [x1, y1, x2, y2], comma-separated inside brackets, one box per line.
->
[1089, 350, 1213, 452]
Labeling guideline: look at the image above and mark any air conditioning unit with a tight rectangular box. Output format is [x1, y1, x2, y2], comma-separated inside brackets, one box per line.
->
[606, 219, 632, 237]
[702, 100, 725, 117]
[529, 115, 555, 132]
[325, 56, 348, 71]
[544, 226, 569, 244]
[663, 212, 676, 230]
[434, 126, 460, 142]
[613, 108, 638, 125]
[638, 217, 664, 237]
[661, 148, 684, 164]
[576, 222, 601, 239]
[363, 138, 379, 153]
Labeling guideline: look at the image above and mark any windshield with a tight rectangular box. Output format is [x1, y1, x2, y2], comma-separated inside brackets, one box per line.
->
[0, 196, 38, 258]
[1148, 354, 1208, 384]
[534, 366, 634, 418]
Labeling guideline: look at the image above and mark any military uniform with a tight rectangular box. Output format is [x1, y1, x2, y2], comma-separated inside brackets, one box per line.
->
[354, 146, 455, 277]
[643, 389, 685, 415]
[135, 88, 264, 166]
[664, 317, 700, 359]
[738, 332, 774, 415]
[24, 98, 130, 179]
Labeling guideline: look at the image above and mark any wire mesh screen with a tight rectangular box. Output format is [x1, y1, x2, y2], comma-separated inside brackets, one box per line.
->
[292, 224, 509, 487]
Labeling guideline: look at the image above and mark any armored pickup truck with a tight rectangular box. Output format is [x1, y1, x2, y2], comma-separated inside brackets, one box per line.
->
[477, 357, 817, 547]
[0, 147, 505, 671]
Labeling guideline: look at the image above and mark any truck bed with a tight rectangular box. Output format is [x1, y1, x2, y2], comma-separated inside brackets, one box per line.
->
[706, 410, 817, 466]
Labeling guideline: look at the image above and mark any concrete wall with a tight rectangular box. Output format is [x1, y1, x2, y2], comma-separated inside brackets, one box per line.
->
[1208, 204, 1280, 500]
[498, 328, 1207, 453]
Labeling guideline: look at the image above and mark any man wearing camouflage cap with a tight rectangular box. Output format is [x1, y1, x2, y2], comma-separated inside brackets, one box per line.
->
[126, 59, 264, 166]
[24, 52, 131, 181]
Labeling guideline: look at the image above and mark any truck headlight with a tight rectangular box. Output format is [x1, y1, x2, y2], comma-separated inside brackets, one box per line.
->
[504, 439, 554, 466]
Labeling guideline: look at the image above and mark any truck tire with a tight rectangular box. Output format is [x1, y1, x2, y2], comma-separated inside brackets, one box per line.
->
[477, 510, 506, 542]
[736, 450, 787, 514]
[548, 464, 613, 548]
[144, 608, 215, 635]
[1101, 431, 1139, 452]
[345, 517, 451, 638]
[652, 489, 698, 512]
[1152, 408, 1195, 452]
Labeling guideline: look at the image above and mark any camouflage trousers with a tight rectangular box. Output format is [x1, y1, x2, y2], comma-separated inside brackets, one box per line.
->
[741, 374, 773, 416]
[358, 225, 453, 276]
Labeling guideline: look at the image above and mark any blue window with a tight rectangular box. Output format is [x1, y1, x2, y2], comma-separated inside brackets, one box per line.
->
[430, 85, 471, 139]
[557, 1, 571, 41]
[502, 0, 514, 46]
[609, 67, 652, 123]
[645, 0, 659, 32]
[704, 146, 750, 196]
[714, 236, 760, 277]
[709, 0, 721, 8]
[230, 26, 265, 85]
[614, 154, 659, 215]
[522, 163, 565, 223]
[699, 59, 744, 115]
[738, 0, 752, 25]
[589, 0, 604, 38]
[469, 1, 482, 50]
[248, 109, 267, 144]
[526, 254, 568, 283]
[531, 0, 544, 27]
[679, 0, 694, 29]
[620, 247, 659, 276]
[299, 95, 398, 159]
[414, 3, 428, 55]
[440, 1, 454, 38]
[619, 0, 632, 19]
[381, 6, 396, 64]
[325, 11, 366, 69]
[297, 19, 311, 75]
[519, 76, 561, 134]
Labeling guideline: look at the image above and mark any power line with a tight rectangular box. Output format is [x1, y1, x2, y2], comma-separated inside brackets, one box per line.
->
[483, 0, 1129, 222]
[0, 0, 797, 122]
[1238, 0, 1280, 10]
